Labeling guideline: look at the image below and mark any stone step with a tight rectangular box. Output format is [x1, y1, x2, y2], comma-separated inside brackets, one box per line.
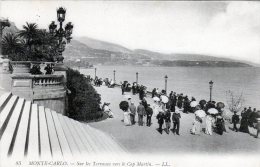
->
[0, 95, 18, 139]
[86, 125, 125, 154]
[84, 124, 113, 153]
[0, 93, 127, 159]
[63, 116, 88, 155]
[11, 101, 31, 158]
[45, 108, 63, 159]
[70, 119, 94, 154]
[0, 92, 12, 111]
[51, 110, 72, 157]
[0, 98, 25, 157]
[57, 113, 81, 156]
[38, 106, 52, 159]
[27, 103, 39, 158]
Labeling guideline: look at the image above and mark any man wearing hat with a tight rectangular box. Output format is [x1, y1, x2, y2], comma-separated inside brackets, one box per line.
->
[129, 102, 136, 125]
[146, 104, 153, 127]
[137, 102, 145, 126]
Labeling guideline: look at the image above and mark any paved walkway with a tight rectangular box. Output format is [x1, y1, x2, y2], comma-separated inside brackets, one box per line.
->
[90, 85, 260, 154]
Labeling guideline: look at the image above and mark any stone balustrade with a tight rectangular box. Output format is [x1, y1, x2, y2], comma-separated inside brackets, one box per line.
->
[11, 74, 67, 114]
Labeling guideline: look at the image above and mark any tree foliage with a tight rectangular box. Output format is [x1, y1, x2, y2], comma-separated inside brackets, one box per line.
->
[226, 90, 244, 113]
[2, 22, 58, 62]
[66, 68, 102, 121]
[2, 33, 26, 61]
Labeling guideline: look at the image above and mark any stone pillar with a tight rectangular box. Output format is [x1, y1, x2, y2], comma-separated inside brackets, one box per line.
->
[0, 57, 10, 74]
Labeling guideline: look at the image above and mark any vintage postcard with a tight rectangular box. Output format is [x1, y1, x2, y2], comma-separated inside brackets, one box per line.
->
[0, 1, 259, 167]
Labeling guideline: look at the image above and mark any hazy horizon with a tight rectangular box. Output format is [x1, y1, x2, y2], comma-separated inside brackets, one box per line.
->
[1, 1, 260, 63]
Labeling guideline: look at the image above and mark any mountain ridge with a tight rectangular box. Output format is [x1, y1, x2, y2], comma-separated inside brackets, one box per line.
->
[1, 22, 257, 67]
[73, 36, 256, 67]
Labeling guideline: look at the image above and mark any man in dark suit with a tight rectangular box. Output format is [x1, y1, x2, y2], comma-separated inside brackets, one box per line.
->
[232, 112, 240, 132]
[172, 110, 181, 135]
[156, 111, 164, 134]
[146, 104, 153, 127]
[137, 102, 145, 126]
[164, 110, 171, 134]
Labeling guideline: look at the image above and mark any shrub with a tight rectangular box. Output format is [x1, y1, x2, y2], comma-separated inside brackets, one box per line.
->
[66, 68, 102, 121]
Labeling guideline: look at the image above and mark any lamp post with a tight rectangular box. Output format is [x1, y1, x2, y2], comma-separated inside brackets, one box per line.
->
[136, 72, 139, 84]
[0, 18, 10, 56]
[165, 75, 168, 95]
[94, 68, 97, 78]
[48, 7, 73, 63]
[113, 70, 116, 83]
[209, 80, 213, 102]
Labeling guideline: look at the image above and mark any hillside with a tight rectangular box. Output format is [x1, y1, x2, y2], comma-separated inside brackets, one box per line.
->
[1, 21, 255, 67]
[75, 36, 132, 53]
[66, 38, 252, 67]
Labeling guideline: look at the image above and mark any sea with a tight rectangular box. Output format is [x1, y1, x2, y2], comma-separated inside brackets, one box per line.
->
[80, 66, 260, 110]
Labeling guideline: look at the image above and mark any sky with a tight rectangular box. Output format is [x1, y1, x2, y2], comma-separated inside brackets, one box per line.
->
[1, 1, 260, 63]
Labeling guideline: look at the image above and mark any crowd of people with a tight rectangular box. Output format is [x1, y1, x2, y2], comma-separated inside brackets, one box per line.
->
[121, 83, 260, 138]
[93, 76, 260, 138]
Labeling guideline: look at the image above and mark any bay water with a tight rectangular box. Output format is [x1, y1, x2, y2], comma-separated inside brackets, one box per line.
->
[80, 66, 260, 109]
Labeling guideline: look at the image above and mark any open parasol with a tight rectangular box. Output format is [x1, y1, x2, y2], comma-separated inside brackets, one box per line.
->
[208, 108, 219, 115]
[161, 95, 169, 103]
[153, 96, 160, 102]
[217, 102, 225, 109]
[195, 110, 206, 118]
[190, 101, 198, 108]
[199, 99, 207, 106]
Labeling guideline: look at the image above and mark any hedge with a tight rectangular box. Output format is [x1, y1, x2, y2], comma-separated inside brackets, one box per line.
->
[66, 68, 102, 121]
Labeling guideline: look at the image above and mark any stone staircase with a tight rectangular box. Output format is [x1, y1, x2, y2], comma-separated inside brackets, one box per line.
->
[0, 92, 126, 159]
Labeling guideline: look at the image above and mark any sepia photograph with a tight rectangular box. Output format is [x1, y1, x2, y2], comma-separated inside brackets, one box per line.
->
[0, 1, 259, 167]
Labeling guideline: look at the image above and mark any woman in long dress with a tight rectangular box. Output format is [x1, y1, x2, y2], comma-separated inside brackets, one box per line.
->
[205, 114, 214, 135]
[124, 111, 131, 126]
[152, 101, 159, 117]
[191, 115, 203, 135]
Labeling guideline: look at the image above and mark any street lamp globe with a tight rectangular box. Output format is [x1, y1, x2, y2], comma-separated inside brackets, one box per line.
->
[49, 21, 57, 34]
[57, 7, 66, 23]
[209, 80, 213, 89]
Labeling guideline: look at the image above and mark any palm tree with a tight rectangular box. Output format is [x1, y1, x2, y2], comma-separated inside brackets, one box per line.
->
[2, 33, 26, 60]
[18, 22, 39, 52]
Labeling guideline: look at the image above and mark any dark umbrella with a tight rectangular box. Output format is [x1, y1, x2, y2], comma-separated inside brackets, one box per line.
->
[256, 110, 260, 118]
[199, 100, 207, 107]
[217, 102, 225, 109]
[119, 101, 129, 112]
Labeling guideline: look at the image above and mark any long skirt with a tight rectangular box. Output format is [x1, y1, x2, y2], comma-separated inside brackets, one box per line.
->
[205, 116, 213, 135]
[191, 120, 201, 135]
[239, 117, 249, 133]
[124, 112, 131, 126]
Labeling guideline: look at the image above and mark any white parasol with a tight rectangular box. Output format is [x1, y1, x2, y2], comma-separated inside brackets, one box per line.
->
[195, 110, 206, 118]
[190, 101, 198, 108]
[153, 96, 160, 102]
[208, 108, 219, 115]
[161, 95, 169, 103]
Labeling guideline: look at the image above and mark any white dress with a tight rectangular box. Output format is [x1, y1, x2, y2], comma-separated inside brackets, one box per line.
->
[123, 111, 131, 126]
[152, 103, 159, 116]
[205, 115, 214, 135]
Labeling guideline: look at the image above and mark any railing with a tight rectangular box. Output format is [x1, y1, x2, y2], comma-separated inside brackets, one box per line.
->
[32, 75, 64, 88]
